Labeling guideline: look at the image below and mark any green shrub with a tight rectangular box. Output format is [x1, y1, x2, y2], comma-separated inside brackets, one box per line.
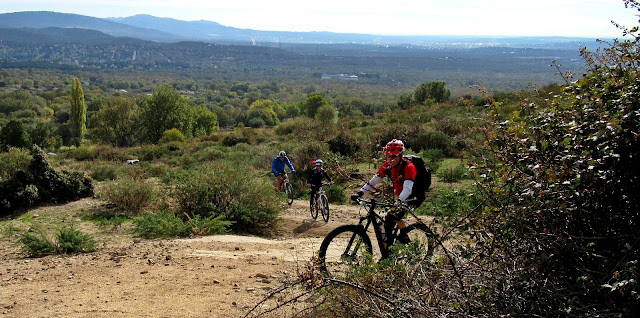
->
[18, 228, 56, 257]
[418, 148, 443, 172]
[18, 226, 95, 257]
[83, 213, 130, 227]
[145, 163, 169, 178]
[327, 133, 360, 157]
[416, 185, 478, 217]
[172, 163, 282, 234]
[325, 185, 346, 204]
[221, 135, 249, 147]
[0, 147, 94, 214]
[436, 164, 467, 183]
[274, 117, 314, 136]
[100, 177, 156, 214]
[0, 147, 31, 181]
[92, 145, 128, 162]
[134, 209, 190, 238]
[133, 209, 230, 238]
[409, 131, 452, 154]
[133, 144, 163, 161]
[56, 227, 96, 254]
[90, 165, 118, 181]
[159, 128, 185, 144]
[67, 145, 95, 161]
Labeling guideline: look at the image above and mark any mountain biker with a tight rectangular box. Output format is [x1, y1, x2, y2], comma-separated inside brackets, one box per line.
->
[272, 150, 296, 192]
[350, 139, 424, 243]
[307, 159, 334, 212]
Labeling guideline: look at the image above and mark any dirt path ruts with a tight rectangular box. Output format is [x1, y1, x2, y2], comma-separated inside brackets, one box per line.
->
[0, 199, 365, 318]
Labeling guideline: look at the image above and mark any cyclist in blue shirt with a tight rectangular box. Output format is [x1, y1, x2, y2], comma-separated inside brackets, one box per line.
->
[272, 150, 296, 191]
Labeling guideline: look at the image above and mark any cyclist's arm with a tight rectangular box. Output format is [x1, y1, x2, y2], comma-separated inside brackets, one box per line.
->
[398, 179, 414, 201]
[285, 157, 295, 173]
[360, 174, 382, 193]
[324, 171, 332, 183]
[398, 161, 417, 201]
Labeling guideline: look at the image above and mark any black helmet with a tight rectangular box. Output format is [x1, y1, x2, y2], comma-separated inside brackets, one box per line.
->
[279, 150, 286, 157]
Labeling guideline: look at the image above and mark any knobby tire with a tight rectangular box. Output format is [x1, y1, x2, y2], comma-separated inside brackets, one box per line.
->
[320, 195, 329, 223]
[318, 225, 373, 277]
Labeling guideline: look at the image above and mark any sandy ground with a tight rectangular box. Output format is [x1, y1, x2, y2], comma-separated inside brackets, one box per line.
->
[0, 199, 367, 318]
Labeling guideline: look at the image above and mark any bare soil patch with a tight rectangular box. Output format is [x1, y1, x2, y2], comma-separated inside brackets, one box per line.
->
[0, 199, 365, 318]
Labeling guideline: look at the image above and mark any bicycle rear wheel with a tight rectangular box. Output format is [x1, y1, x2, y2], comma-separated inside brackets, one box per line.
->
[318, 225, 373, 277]
[320, 195, 329, 223]
[403, 223, 442, 259]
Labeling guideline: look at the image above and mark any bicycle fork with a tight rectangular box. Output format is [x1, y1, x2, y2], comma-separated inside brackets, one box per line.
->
[341, 219, 372, 260]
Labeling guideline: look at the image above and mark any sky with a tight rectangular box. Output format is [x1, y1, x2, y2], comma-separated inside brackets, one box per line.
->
[1, 0, 639, 38]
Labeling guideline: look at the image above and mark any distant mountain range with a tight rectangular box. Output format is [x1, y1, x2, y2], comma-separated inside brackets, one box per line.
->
[0, 11, 603, 48]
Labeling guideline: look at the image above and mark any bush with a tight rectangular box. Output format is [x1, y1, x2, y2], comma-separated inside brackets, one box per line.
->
[221, 135, 249, 147]
[56, 227, 96, 254]
[134, 209, 190, 238]
[67, 145, 96, 161]
[172, 163, 282, 234]
[408, 131, 452, 154]
[159, 128, 185, 144]
[133, 209, 231, 238]
[0, 147, 31, 181]
[18, 228, 56, 257]
[470, 15, 640, 316]
[416, 185, 478, 217]
[325, 185, 346, 204]
[0, 146, 94, 214]
[90, 165, 118, 181]
[327, 132, 360, 157]
[18, 226, 96, 257]
[418, 148, 443, 172]
[100, 177, 156, 214]
[436, 164, 467, 183]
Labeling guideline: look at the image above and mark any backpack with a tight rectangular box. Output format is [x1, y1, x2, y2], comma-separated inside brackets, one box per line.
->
[387, 155, 432, 198]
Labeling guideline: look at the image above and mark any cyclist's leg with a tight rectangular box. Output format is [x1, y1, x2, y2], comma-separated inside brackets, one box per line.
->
[276, 174, 282, 192]
[309, 185, 319, 211]
[397, 195, 425, 243]
[386, 210, 410, 244]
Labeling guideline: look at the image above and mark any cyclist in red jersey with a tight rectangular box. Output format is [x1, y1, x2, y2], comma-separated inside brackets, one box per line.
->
[351, 139, 423, 243]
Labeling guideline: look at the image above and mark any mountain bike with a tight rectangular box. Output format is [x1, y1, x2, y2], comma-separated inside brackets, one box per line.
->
[311, 182, 331, 222]
[318, 197, 439, 277]
[278, 172, 294, 205]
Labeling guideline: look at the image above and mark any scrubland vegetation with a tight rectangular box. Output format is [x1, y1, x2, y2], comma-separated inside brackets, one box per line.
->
[2, 3, 640, 317]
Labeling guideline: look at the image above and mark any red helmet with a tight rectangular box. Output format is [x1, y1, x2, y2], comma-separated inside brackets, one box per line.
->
[383, 139, 404, 156]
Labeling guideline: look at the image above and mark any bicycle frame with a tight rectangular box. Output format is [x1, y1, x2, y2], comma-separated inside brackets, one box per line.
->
[278, 172, 289, 191]
[354, 199, 402, 259]
[313, 182, 330, 200]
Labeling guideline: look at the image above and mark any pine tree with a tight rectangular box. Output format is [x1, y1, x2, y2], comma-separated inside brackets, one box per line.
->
[69, 77, 87, 146]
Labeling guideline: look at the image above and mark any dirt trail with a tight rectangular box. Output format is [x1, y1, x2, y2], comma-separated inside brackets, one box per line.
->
[0, 199, 366, 318]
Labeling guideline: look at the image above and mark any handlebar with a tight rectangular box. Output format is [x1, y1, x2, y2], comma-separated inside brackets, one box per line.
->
[352, 197, 415, 209]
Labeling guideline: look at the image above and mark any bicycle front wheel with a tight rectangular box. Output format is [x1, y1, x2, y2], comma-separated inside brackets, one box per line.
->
[310, 197, 318, 219]
[285, 182, 294, 205]
[320, 195, 329, 223]
[318, 225, 373, 277]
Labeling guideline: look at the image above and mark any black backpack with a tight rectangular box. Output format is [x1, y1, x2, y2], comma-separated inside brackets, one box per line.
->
[388, 155, 432, 197]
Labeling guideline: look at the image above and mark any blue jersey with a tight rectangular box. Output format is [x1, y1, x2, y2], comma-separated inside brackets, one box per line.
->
[272, 156, 295, 175]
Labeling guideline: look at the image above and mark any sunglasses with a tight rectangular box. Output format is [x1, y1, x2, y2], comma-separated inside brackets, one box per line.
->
[386, 154, 400, 158]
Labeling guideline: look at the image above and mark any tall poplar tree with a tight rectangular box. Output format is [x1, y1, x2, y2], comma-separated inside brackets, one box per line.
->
[70, 77, 87, 146]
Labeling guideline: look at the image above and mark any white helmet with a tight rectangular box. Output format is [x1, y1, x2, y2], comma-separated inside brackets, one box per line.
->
[315, 159, 323, 166]
[278, 151, 286, 157]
